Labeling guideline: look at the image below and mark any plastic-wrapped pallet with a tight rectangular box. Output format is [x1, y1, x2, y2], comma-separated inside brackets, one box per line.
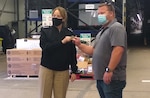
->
[16, 38, 41, 49]
[6, 48, 41, 77]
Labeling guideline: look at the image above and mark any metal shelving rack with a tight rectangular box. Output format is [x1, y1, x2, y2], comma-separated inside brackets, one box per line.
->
[24, 0, 124, 37]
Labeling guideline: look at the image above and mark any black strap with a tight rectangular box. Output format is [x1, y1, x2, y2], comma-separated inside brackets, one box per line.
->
[91, 27, 109, 42]
[99, 27, 109, 37]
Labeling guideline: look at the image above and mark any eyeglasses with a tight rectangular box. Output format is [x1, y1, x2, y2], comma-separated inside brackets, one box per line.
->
[104, 2, 112, 6]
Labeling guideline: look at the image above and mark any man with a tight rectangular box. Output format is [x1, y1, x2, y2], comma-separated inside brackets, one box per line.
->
[72, 2, 127, 98]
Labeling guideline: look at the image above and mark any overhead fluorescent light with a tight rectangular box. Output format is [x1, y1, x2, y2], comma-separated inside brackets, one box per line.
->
[112, 0, 115, 2]
[137, 14, 141, 21]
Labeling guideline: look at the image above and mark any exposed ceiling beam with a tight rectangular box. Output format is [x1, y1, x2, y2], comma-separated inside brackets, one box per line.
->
[0, 10, 15, 14]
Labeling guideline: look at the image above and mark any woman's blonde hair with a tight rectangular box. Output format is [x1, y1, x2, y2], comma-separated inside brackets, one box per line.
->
[52, 6, 67, 27]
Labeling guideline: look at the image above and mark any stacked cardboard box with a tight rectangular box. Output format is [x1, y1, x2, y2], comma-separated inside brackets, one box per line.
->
[0, 38, 3, 51]
[76, 47, 93, 75]
[6, 49, 41, 76]
[16, 38, 40, 49]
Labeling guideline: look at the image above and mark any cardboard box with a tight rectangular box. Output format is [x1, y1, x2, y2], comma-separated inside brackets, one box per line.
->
[27, 49, 42, 56]
[6, 49, 42, 63]
[7, 63, 39, 70]
[7, 63, 39, 75]
[6, 48, 41, 76]
[7, 56, 28, 63]
[16, 38, 41, 49]
[77, 61, 88, 69]
[7, 69, 39, 76]
[87, 65, 93, 74]
[27, 56, 41, 64]
[6, 49, 28, 56]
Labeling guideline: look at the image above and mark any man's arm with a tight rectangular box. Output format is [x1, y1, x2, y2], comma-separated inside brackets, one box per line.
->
[77, 43, 94, 55]
[103, 46, 124, 84]
[108, 46, 124, 71]
[72, 37, 94, 55]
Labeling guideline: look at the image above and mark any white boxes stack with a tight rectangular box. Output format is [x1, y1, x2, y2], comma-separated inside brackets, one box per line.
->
[6, 38, 41, 77]
[16, 38, 40, 49]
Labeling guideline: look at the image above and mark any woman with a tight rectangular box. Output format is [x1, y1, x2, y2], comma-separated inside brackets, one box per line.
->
[39, 6, 78, 98]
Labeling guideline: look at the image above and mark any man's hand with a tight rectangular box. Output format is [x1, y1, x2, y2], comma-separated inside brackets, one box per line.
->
[72, 37, 81, 47]
[70, 73, 76, 82]
[103, 72, 113, 84]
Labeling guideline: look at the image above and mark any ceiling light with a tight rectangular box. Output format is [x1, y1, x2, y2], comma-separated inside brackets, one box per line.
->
[137, 14, 141, 21]
[112, 0, 115, 2]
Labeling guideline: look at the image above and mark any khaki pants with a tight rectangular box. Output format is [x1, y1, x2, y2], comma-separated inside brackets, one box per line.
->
[38, 66, 69, 98]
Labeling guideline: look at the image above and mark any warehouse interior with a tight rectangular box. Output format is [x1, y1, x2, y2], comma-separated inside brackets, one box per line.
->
[0, 0, 150, 98]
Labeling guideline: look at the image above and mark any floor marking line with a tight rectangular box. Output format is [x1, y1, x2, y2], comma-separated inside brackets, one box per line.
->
[142, 80, 150, 82]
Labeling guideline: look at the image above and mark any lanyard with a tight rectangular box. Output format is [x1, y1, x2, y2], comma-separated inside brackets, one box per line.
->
[98, 27, 109, 38]
[93, 27, 109, 48]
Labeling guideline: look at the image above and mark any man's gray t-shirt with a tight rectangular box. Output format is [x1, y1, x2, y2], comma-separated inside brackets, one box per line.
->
[92, 19, 127, 80]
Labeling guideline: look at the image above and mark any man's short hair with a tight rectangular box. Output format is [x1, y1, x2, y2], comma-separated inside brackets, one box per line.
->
[99, 2, 115, 13]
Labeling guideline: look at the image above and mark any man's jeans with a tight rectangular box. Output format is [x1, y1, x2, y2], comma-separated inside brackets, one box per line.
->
[97, 80, 126, 98]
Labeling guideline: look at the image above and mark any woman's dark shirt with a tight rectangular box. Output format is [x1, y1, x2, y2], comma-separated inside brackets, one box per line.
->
[40, 26, 78, 73]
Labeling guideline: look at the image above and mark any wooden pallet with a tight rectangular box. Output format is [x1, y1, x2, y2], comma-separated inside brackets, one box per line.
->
[8, 74, 38, 79]
[0, 51, 4, 55]
[75, 74, 94, 80]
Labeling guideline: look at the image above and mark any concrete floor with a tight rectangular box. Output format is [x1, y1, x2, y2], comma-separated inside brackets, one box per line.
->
[0, 47, 150, 98]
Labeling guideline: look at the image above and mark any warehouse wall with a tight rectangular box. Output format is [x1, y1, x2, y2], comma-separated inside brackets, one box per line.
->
[18, 0, 25, 38]
[0, 0, 26, 38]
[0, 0, 15, 25]
[18, 0, 24, 21]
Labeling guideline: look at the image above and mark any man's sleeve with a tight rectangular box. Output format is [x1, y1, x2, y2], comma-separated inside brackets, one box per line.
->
[109, 24, 126, 47]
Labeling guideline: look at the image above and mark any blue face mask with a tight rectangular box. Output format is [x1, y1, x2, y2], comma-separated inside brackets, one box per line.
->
[97, 14, 107, 25]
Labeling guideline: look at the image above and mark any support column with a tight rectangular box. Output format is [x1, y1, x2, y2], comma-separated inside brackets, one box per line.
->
[122, 0, 126, 28]
[25, 0, 28, 38]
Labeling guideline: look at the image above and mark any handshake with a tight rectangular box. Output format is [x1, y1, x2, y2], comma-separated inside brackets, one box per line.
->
[61, 36, 81, 46]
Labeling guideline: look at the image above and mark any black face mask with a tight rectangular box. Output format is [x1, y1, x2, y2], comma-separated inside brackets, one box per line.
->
[52, 18, 62, 26]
